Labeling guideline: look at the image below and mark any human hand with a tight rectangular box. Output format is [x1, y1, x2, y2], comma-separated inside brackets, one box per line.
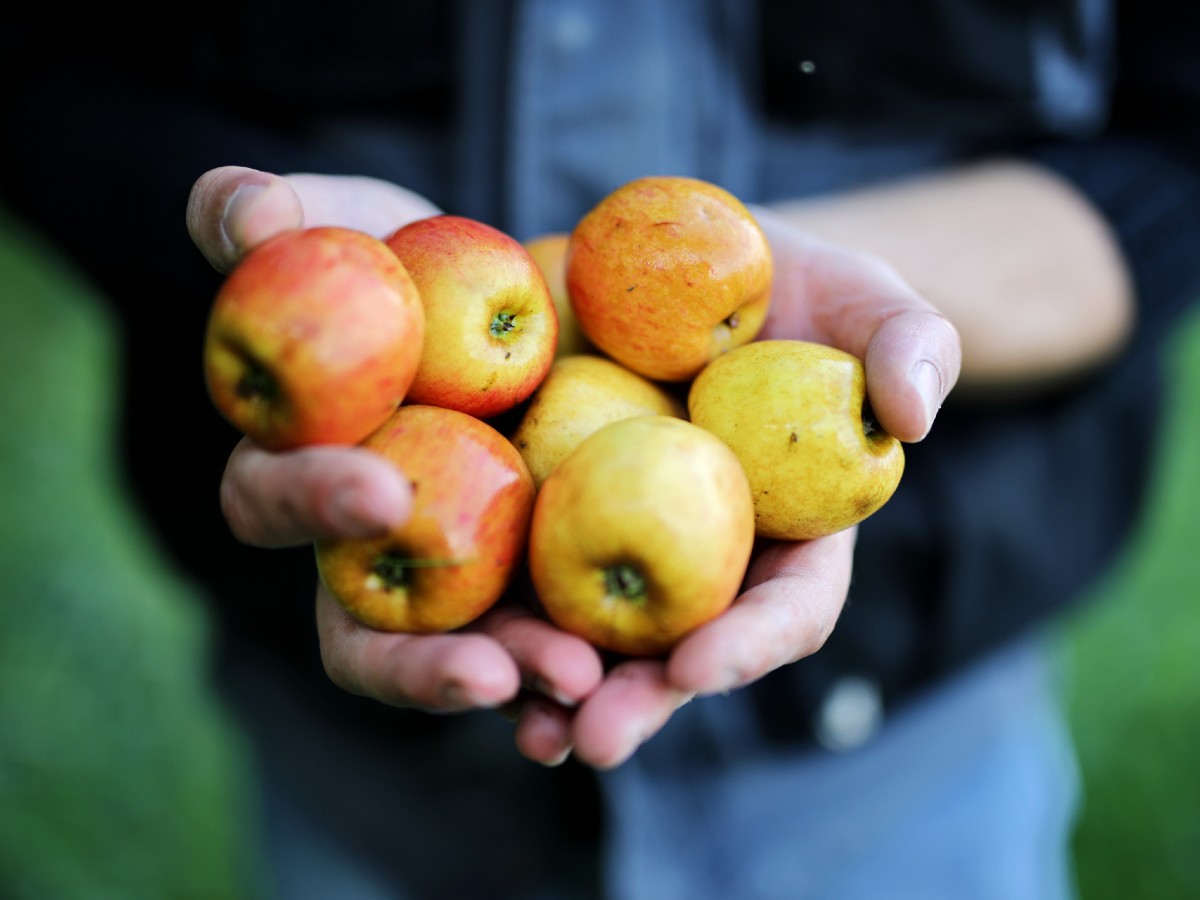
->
[508, 209, 962, 769]
[190, 167, 606, 721]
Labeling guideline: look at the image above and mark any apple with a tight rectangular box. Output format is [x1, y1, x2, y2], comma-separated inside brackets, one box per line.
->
[528, 415, 755, 657]
[565, 175, 773, 383]
[687, 339, 905, 540]
[509, 354, 685, 489]
[522, 231, 594, 358]
[384, 215, 558, 419]
[203, 226, 425, 450]
[315, 404, 537, 633]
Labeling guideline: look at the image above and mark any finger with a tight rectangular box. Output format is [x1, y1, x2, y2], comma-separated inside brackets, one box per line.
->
[186, 168, 444, 274]
[755, 212, 962, 442]
[666, 527, 857, 696]
[316, 585, 521, 711]
[474, 604, 605, 706]
[220, 436, 413, 547]
[570, 660, 694, 770]
[512, 694, 575, 767]
[285, 173, 443, 238]
[186, 166, 304, 272]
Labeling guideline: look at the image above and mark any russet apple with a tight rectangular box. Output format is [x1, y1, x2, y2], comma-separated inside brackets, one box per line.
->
[203, 226, 425, 450]
[384, 215, 558, 419]
[528, 415, 755, 657]
[509, 354, 685, 489]
[687, 339, 905, 540]
[315, 404, 536, 633]
[565, 175, 773, 382]
[522, 232, 594, 358]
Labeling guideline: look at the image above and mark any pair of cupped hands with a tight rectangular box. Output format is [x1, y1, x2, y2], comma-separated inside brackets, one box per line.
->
[187, 166, 961, 769]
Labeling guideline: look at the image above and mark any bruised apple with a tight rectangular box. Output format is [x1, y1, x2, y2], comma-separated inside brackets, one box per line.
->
[688, 339, 905, 540]
[528, 415, 755, 657]
[203, 226, 424, 450]
[315, 404, 536, 633]
[565, 175, 773, 382]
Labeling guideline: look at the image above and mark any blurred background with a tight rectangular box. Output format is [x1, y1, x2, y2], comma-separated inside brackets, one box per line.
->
[2, 200, 1198, 899]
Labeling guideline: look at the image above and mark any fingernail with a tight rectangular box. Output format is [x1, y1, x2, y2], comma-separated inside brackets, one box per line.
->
[221, 184, 265, 253]
[532, 677, 578, 708]
[540, 747, 572, 768]
[909, 360, 944, 436]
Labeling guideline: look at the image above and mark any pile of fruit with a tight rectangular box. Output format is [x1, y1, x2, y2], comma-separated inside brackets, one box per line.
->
[202, 175, 904, 657]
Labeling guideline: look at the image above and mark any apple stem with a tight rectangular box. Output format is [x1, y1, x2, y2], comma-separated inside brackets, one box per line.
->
[372, 554, 467, 589]
[490, 311, 518, 337]
[603, 563, 648, 604]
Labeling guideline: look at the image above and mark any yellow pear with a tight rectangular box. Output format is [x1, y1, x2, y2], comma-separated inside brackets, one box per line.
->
[687, 339, 904, 540]
[509, 354, 685, 489]
[528, 415, 755, 657]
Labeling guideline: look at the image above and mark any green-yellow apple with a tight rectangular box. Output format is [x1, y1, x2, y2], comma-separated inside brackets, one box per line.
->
[687, 339, 905, 540]
[384, 215, 558, 419]
[509, 354, 685, 489]
[565, 175, 773, 382]
[528, 415, 755, 657]
[315, 404, 536, 633]
[203, 226, 425, 450]
[522, 231, 594, 358]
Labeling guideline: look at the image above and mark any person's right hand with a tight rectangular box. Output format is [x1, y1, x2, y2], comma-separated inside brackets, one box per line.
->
[189, 167, 606, 728]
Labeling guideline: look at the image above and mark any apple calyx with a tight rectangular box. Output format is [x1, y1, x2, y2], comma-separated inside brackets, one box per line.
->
[490, 310, 520, 339]
[235, 357, 278, 402]
[371, 552, 470, 590]
[603, 563, 648, 605]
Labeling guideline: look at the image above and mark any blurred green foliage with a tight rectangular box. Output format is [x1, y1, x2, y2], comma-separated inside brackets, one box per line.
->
[1063, 306, 1200, 899]
[0, 209, 265, 900]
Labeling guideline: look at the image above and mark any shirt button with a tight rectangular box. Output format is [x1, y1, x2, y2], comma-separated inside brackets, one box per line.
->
[814, 675, 883, 752]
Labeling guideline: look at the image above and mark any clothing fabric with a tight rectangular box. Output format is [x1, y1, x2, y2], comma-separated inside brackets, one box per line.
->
[3, 1, 1199, 897]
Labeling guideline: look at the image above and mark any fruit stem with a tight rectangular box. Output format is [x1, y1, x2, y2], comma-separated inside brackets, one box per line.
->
[603, 563, 648, 605]
[490, 311, 518, 337]
[372, 553, 466, 590]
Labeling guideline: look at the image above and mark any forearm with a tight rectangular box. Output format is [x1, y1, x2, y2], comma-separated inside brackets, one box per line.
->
[769, 159, 1134, 395]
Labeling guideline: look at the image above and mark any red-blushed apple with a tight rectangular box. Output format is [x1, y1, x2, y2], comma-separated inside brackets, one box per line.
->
[566, 175, 773, 382]
[203, 226, 425, 450]
[384, 215, 558, 419]
[315, 404, 537, 633]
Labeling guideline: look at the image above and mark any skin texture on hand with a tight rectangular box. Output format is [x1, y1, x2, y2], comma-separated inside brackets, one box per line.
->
[191, 166, 961, 769]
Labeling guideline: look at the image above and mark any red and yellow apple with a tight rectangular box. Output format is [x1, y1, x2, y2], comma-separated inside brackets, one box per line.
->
[203, 225, 425, 450]
[385, 215, 558, 419]
[687, 339, 905, 540]
[565, 175, 773, 382]
[315, 404, 537, 633]
[528, 415, 755, 657]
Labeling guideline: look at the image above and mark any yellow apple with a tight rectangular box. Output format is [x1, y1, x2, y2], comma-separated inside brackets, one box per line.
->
[687, 339, 905, 540]
[528, 415, 755, 657]
[315, 404, 536, 633]
[522, 232, 594, 358]
[203, 226, 425, 450]
[565, 175, 773, 382]
[509, 354, 685, 488]
[384, 215, 557, 419]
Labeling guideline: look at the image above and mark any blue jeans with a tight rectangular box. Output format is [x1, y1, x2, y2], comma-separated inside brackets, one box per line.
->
[600, 636, 1081, 900]
[258, 635, 1079, 900]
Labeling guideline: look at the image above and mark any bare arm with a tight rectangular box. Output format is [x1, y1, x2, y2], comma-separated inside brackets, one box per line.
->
[769, 159, 1134, 396]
